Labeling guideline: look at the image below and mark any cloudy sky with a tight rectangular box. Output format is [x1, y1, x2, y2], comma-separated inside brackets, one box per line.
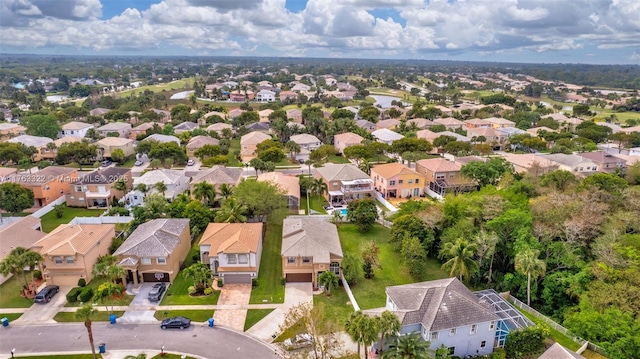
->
[1, 0, 639, 64]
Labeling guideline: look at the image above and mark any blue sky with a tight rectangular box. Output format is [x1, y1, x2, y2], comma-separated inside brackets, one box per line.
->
[1, 0, 639, 64]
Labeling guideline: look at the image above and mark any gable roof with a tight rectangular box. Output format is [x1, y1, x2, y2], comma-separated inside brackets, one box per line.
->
[416, 158, 462, 173]
[371, 162, 420, 179]
[135, 169, 187, 186]
[241, 131, 271, 144]
[538, 343, 586, 359]
[97, 122, 131, 131]
[281, 217, 342, 263]
[32, 223, 114, 256]
[62, 121, 93, 130]
[9, 166, 76, 185]
[114, 219, 189, 257]
[334, 132, 364, 144]
[186, 135, 219, 149]
[372, 128, 404, 142]
[315, 164, 369, 182]
[355, 119, 376, 129]
[433, 117, 464, 126]
[144, 134, 180, 144]
[200, 223, 263, 254]
[96, 137, 133, 147]
[191, 166, 242, 186]
[173, 122, 198, 131]
[290, 133, 321, 144]
[206, 123, 232, 132]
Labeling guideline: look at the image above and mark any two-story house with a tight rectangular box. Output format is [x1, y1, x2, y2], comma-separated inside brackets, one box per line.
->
[579, 151, 626, 174]
[31, 223, 115, 286]
[315, 164, 374, 207]
[0, 123, 26, 140]
[372, 128, 404, 145]
[240, 131, 272, 162]
[199, 223, 264, 284]
[484, 117, 516, 129]
[281, 217, 342, 287]
[96, 122, 132, 138]
[186, 135, 220, 158]
[66, 167, 132, 208]
[371, 163, 426, 199]
[39, 136, 84, 161]
[257, 172, 300, 213]
[256, 90, 276, 103]
[433, 117, 465, 130]
[125, 169, 190, 206]
[290, 133, 322, 161]
[59, 121, 93, 138]
[543, 154, 600, 176]
[9, 166, 78, 207]
[190, 166, 242, 196]
[463, 118, 491, 129]
[7, 135, 52, 161]
[0, 216, 46, 285]
[333, 132, 364, 154]
[416, 158, 477, 198]
[96, 137, 135, 160]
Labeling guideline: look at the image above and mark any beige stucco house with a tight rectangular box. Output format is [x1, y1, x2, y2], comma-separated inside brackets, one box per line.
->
[240, 131, 271, 162]
[334, 132, 364, 154]
[96, 137, 135, 160]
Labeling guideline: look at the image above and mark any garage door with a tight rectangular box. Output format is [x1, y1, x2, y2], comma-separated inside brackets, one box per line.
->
[142, 272, 170, 282]
[223, 274, 252, 284]
[286, 273, 312, 282]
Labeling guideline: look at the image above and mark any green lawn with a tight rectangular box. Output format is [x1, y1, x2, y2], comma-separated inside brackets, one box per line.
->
[54, 310, 125, 322]
[119, 78, 194, 97]
[40, 205, 103, 233]
[328, 155, 350, 164]
[314, 286, 355, 329]
[15, 355, 102, 359]
[0, 275, 35, 308]
[249, 209, 287, 304]
[300, 193, 328, 214]
[65, 277, 134, 308]
[161, 244, 220, 305]
[517, 306, 581, 351]
[339, 224, 449, 309]
[119, 157, 137, 168]
[154, 309, 214, 322]
[244, 309, 275, 331]
[1, 313, 23, 322]
[228, 139, 242, 167]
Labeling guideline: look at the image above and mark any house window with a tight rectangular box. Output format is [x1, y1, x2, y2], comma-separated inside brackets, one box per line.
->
[238, 254, 248, 264]
[415, 179, 420, 184]
[431, 331, 439, 340]
[398, 179, 403, 184]
[141, 257, 151, 265]
[408, 179, 413, 184]
[227, 254, 237, 264]
[333, 182, 338, 188]
[330, 262, 340, 274]
[448, 347, 455, 355]
[53, 256, 63, 264]
[287, 257, 296, 264]
[157, 257, 167, 265]
[481, 341, 486, 348]
[65, 256, 75, 264]
[76, 186, 83, 192]
[470, 324, 477, 334]
[490, 321, 496, 330]
[389, 180, 396, 185]
[302, 257, 311, 264]
[449, 328, 456, 336]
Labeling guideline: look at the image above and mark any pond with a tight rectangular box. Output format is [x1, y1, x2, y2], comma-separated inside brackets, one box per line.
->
[170, 90, 195, 100]
[370, 94, 403, 109]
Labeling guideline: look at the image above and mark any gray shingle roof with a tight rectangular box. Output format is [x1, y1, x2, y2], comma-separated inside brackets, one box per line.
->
[114, 218, 189, 257]
[315, 164, 369, 182]
[191, 166, 242, 186]
[281, 217, 342, 263]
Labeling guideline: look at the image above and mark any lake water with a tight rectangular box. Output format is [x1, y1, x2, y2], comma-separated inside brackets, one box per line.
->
[47, 95, 69, 103]
[170, 90, 194, 100]
[370, 94, 403, 109]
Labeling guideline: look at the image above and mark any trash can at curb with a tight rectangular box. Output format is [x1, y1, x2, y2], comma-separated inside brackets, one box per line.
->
[109, 314, 117, 324]
[1, 317, 8, 327]
[208, 318, 215, 327]
[98, 343, 106, 354]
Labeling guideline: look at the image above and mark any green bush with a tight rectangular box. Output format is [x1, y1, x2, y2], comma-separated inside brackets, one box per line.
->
[505, 325, 546, 358]
[77, 278, 86, 287]
[204, 287, 213, 295]
[217, 278, 224, 287]
[78, 287, 94, 303]
[188, 286, 196, 295]
[252, 278, 259, 288]
[33, 270, 42, 280]
[280, 277, 286, 286]
[491, 348, 506, 359]
[66, 287, 81, 302]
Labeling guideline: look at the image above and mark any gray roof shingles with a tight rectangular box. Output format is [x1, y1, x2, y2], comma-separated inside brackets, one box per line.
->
[114, 218, 189, 257]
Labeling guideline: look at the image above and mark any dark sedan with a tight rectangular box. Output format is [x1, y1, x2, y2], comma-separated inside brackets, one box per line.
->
[148, 283, 167, 302]
[160, 316, 191, 330]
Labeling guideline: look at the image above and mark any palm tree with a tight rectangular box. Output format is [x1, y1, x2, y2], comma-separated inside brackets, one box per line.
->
[382, 333, 432, 359]
[310, 178, 328, 198]
[113, 179, 128, 193]
[358, 314, 379, 359]
[345, 311, 365, 357]
[285, 140, 301, 161]
[183, 262, 213, 290]
[515, 247, 546, 306]
[76, 304, 98, 359]
[0, 247, 43, 293]
[359, 159, 373, 175]
[135, 183, 148, 195]
[218, 183, 233, 200]
[317, 270, 339, 297]
[154, 181, 167, 197]
[439, 238, 478, 282]
[376, 311, 401, 356]
[193, 182, 216, 206]
[124, 354, 147, 359]
[92, 255, 125, 284]
[215, 198, 247, 223]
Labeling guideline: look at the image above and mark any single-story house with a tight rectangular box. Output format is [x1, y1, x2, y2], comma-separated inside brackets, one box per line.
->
[334, 132, 364, 154]
[372, 128, 404, 145]
[143, 133, 180, 145]
[186, 135, 220, 158]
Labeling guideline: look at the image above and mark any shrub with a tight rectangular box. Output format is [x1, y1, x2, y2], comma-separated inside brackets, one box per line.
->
[188, 286, 196, 295]
[33, 270, 42, 280]
[192, 253, 200, 263]
[204, 287, 213, 295]
[490, 348, 506, 359]
[66, 287, 81, 303]
[78, 287, 94, 303]
[505, 325, 546, 358]
[280, 277, 286, 286]
[252, 278, 259, 288]
[217, 278, 224, 287]
[77, 278, 86, 287]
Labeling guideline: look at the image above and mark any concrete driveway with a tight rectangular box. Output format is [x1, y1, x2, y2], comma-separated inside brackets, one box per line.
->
[13, 285, 73, 325]
[213, 284, 251, 331]
[119, 283, 163, 324]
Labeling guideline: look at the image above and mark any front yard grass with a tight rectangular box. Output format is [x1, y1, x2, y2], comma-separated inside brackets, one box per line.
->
[0, 274, 35, 308]
[161, 244, 220, 305]
[64, 277, 134, 308]
[1, 313, 23, 322]
[338, 223, 449, 309]
[40, 205, 103, 233]
[153, 309, 214, 322]
[314, 286, 354, 329]
[249, 209, 287, 304]
[54, 310, 125, 322]
[244, 309, 275, 331]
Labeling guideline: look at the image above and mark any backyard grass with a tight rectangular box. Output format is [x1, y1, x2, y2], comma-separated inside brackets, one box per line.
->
[65, 277, 134, 308]
[328, 154, 350, 164]
[40, 205, 103, 233]
[0, 313, 23, 322]
[228, 139, 242, 167]
[154, 309, 214, 322]
[249, 209, 287, 304]
[300, 193, 328, 214]
[516, 305, 581, 352]
[0, 275, 36, 308]
[54, 310, 125, 322]
[244, 309, 275, 331]
[161, 244, 220, 305]
[339, 223, 449, 309]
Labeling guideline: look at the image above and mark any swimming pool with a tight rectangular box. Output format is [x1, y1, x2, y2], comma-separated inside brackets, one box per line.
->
[339, 209, 348, 216]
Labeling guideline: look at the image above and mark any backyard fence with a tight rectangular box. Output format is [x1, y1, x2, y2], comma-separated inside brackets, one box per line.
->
[69, 216, 134, 225]
[374, 192, 398, 212]
[340, 273, 360, 311]
[30, 197, 67, 218]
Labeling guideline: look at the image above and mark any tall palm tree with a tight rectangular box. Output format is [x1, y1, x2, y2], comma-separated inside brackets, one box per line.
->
[376, 311, 401, 356]
[317, 270, 339, 297]
[285, 140, 301, 161]
[345, 311, 365, 357]
[215, 198, 247, 223]
[193, 182, 216, 206]
[218, 183, 233, 200]
[135, 183, 148, 195]
[515, 247, 546, 306]
[382, 333, 432, 359]
[310, 178, 328, 198]
[358, 314, 379, 359]
[113, 179, 128, 193]
[439, 238, 478, 282]
[76, 304, 98, 359]
[154, 182, 167, 197]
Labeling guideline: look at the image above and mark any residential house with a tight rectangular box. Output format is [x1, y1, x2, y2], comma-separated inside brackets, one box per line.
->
[463, 118, 491, 129]
[0, 216, 46, 285]
[59, 121, 93, 138]
[173, 122, 198, 134]
[526, 126, 557, 136]
[130, 122, 162, 140]
[363, 278, 500, 357]
[290, 133, 322, 161]
[279, 91, 298, 102]
[281, 217, 342, 286]
[143, 133, 180, 145]
[286, 109, 303, 123]
[126, 169, 190, 206]
[433, 117, 465, 130]
[0, 123, 26, 140]
[257, 172, 300, 212]
[96, 122, 132, 138]
[0, 167, 17, 182]
[151, 108, 171, 123]
[256, 90, 276, 103]
[467, 127, 505, 150]
[229, 90, 254, 102]
[539, 343, 586, 359]
[190, 166, 242, 194]
[334, 132, 364, 154]
[96, 137, 135, 160]
[355, 119, 377, 133]
[579, 151, 626, 174]
[501, 153, 559, 177]
[114, 219, 190, 286]
[415, 158, 476, 198]
[31, 223, 115, 286]
[199, 223, 264, 284]
[416, 130, 470, 145]
[376, 119, 400, 130]
[246, 122, 271, 134]
[407, 118, 434, 129]
[290, 82, 311, 92]
[66, 167, 132, 208]
[203, 111, 227, 123]
[258, 109, 274, 123]
[372, 128, 404, 145]
[240, 131, 272, 162]
[206, 123, 233, 136]
[89, 107, 110, 117]
[484, 117, 515, 129]
[315, 164, 374, 206]
[7, 135, 52, 161]
[186, 135, 219, 158]
[543, 154, 600, 176]
[42, 136, 85, 161]
[371, 163, 426, 199]
[9, 166, 78, 207]
[228, 108, 245, 119]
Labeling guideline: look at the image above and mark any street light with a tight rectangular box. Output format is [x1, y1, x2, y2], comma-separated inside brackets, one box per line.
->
[11, 348, 15, 359]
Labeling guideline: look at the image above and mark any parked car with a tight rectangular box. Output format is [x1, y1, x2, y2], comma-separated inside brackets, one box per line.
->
[283, 333, 313, 351]
[160, 316, 191, 330]
[187, 159, 195, 166]
[101, 160, 112, 167]
[134, 160, 143, 166]
[148, 283, 167, 302]
[34, 285, 60, 304]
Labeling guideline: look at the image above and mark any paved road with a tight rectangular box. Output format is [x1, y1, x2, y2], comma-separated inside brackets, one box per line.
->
[0, 323, 277, 358]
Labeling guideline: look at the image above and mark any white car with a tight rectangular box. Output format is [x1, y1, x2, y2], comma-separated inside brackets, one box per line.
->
[187, 159, 195, 166]
[283, 333, 313, 351]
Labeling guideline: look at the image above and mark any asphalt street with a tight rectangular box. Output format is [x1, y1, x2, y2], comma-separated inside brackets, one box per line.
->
[0, 323, 277, 358]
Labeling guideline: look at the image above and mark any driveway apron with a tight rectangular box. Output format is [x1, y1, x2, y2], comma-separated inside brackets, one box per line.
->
[212, 284, 251, 331]
[13, 285, 73, 325]
[119, 283, 160, 324]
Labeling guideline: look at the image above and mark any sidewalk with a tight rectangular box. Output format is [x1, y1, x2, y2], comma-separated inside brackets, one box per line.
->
[0, 350, 207, 359]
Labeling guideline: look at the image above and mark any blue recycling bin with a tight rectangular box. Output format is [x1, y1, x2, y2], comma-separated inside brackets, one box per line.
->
[1, 317, 8, 327]
[98, 343, 106, 354]
[208, 318, 215, 327]
[109, 314, 117, 324]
